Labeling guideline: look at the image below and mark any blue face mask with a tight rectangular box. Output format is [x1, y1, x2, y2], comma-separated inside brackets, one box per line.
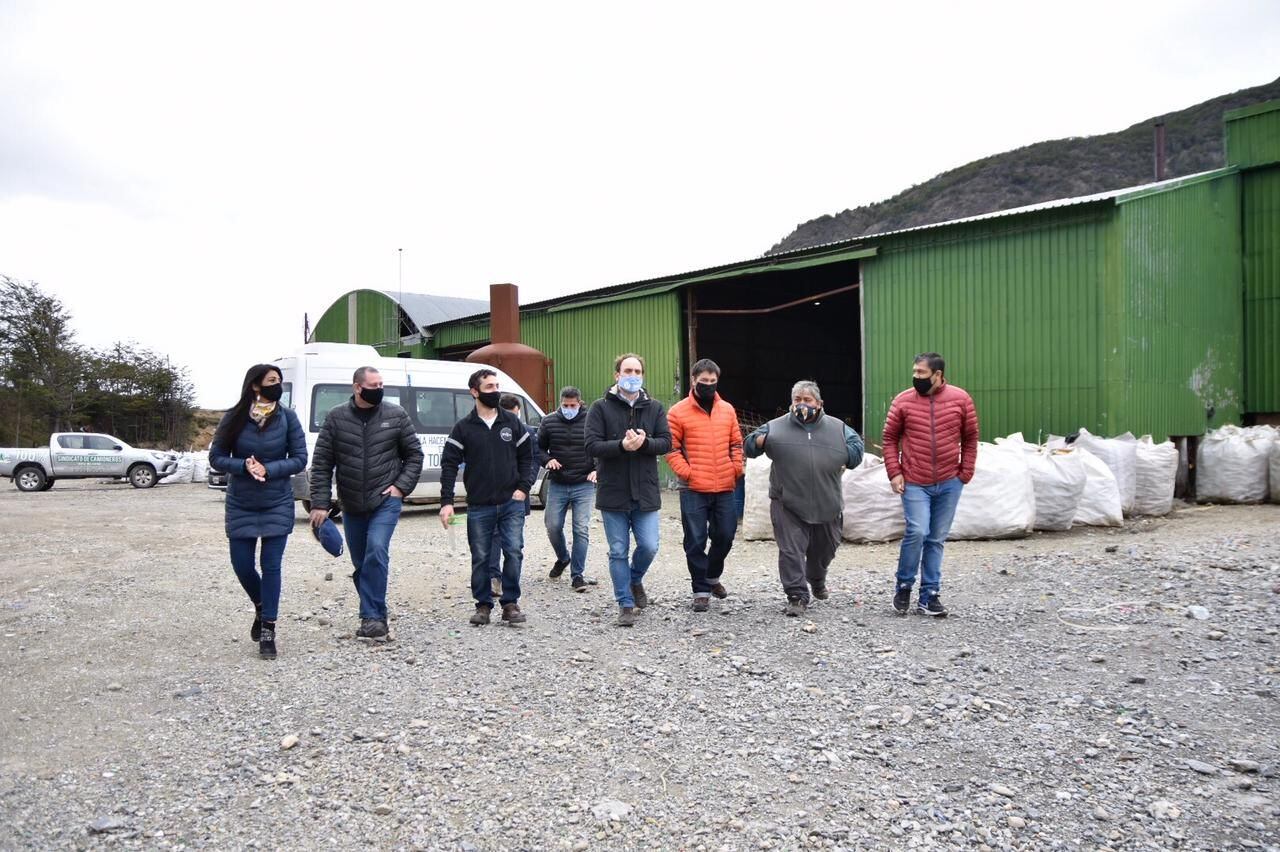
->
[618, 375, 643, 393]
[560, 406, 579, 420]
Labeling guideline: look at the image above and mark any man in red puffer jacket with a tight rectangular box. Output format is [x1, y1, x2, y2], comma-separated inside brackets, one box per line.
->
[882, 352, 979, 618]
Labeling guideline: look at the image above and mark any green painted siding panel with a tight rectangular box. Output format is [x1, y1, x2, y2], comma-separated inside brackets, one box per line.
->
[431, 320, 490, 350]
[1110, 175, 1244, 436]
[1226, 101, 1280, 170]
[522, 293, 685, 409]
[862, 210, 1110, 447]
[1243, 167, 1280, 411]
[312, 297, 348, 343]
[354, 290, 402, 349]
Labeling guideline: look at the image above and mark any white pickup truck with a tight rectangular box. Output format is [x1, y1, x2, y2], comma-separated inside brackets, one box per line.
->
[0, 433, 179, 492]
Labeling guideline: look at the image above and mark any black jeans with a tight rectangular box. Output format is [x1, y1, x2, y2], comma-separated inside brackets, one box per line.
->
[679, 489, 737, 595]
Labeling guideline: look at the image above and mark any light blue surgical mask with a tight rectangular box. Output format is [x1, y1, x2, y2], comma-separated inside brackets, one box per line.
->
[618, 375, 643, 393]
[560, 406, 579, 420]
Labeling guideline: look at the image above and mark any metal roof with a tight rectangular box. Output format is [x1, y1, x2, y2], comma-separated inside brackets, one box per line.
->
[430, 168, 1232, 326]
[382, 291, 490, 329]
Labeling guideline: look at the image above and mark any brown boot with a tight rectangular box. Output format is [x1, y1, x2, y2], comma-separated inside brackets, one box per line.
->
[469, 604, 492, 626]
[810, 581, 829, 600]
[617, 606, 637, 627]
[631, 583, 649, 609]
[709, 582, 729, 599]
[501, 603, 526, 625]
[784, 597, 807, 617]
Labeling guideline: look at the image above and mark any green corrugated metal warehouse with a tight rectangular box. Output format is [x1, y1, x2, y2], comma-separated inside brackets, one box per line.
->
[312, 102, 1280, 449]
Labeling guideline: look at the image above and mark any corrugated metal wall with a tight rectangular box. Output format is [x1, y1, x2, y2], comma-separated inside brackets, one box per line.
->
[1110, 174, 1244, 436]
[311, 290, 436, 358]
[1226, 103, 1280, 171]
[311, 295, 349, 343]
[861, 208, 1111, 446]
[1243, 166, 1280, 412]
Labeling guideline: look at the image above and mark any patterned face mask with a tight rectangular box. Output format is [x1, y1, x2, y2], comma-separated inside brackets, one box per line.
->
[790, 402, 821, 424]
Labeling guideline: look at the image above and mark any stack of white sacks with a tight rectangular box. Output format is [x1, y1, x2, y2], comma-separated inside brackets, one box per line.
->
[1195, 424, 1279, 504]
[160, 450, 212, 485]
[743, 429, 1182, 543]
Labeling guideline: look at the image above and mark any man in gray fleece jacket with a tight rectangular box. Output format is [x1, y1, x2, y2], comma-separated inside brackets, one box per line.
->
[744, 380, 863, 616]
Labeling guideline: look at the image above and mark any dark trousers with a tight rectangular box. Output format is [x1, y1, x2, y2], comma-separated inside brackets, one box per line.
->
[468, 499, 526, 606]
[229, 535, 288, 621]
[770, 500, 840, 603]
[679, 489, 737, 595]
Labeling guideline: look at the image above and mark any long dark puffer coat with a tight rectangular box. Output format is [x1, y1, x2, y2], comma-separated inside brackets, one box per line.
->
[210, 407, 308, 539]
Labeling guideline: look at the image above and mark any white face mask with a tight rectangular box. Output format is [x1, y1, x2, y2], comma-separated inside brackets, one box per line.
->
[618, 375, 643, 393]
[560, 406, 579, 420]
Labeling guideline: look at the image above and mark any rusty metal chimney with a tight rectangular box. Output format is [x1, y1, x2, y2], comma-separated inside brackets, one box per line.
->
[465, 283, 554, 412]
[489, 283, 519, 344]
[1154, 121, 1167, 181]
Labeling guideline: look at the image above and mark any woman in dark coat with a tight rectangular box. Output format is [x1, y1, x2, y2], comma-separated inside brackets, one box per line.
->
[209, 364, 307, 659]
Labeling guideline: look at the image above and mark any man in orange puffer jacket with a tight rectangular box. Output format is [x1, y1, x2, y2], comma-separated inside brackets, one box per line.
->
[883, 352, 979, 618]
[665, 358, 745, 612]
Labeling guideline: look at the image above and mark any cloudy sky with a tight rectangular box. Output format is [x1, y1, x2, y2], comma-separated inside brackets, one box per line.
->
[1, 1, 1277, 407]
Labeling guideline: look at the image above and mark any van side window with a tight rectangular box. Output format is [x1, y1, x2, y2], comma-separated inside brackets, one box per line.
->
[414, 389, 457, 431]
[309, 384, 404, 431]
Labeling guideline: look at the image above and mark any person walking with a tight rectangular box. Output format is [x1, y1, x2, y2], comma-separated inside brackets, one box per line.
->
[538, 386, 597, 592]
[744, 380, 863, 616]
[210, 363, 308, 659]
[309, 366, 424, 639]
[439, 369, 535, 627]
[585, 353, 671, 627]
[883, 352, 979, 617]
[665, 358, 744, 612]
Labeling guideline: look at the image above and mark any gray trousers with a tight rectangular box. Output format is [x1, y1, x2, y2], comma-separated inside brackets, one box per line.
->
[770, 500, 841, 602]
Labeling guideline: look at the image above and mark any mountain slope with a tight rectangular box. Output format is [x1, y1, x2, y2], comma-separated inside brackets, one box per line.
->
[767, 76, 1280, 255]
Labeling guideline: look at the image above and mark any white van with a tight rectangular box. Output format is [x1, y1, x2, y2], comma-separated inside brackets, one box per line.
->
[272, 343, 546, 517]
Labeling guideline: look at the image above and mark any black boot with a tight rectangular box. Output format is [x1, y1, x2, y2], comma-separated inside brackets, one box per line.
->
[251, 604, 263, 642]
[259, 621, 277, 659]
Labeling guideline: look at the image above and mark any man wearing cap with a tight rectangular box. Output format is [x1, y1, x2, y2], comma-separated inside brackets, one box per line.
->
[310, 366, 424, 639]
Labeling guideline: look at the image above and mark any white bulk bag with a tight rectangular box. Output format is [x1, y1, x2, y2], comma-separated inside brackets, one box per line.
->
[1196, 425, 1272, 504]
[949, 442, 1036, 540]
[742, 455, 774, 541]
[996, 433, 1086, 532]
[1270, 438, 1280, 504]
[1133, 436, 1178, 516]
[841, 454, 905, 542]
[191, 451, 211, 483]
[161, 453, 195, 485]
[1075, 429, 1138, 515]
[1073, 448, 1124, 527]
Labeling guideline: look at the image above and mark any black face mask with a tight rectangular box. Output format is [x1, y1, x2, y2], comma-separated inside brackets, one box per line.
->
[259, 383, 283, 403]
[694, 382, 717, 402]
[359, 386, 384, 406]
[913, 377, 934, 396]
[790, 403, 821, 424]
[477, 390, 501, 409]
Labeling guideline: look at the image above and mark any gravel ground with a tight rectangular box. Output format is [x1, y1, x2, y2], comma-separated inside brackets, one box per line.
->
[1, 481, 1278, 851]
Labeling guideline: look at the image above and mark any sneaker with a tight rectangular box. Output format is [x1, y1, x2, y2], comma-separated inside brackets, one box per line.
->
[469, 604, 492, 626]
[692, 595, 710, 613]
[616, 606, 637, 628]
[250, 605, 263, 642]
[356, 618, 388, 638]
[810, 582, 829, 600]
[784, 597, 807, 617]
[571, 575, 587, 593]
[631, 583, 649, 609]
[549, 559, 569, 579]
[709, 582, 729, 599]
[501, 603, 527, 625]
[918, 595, 948, 617]
[893, 586, 912, 615]
[490, 577, 503, 598]
[258, 623, 277, 659]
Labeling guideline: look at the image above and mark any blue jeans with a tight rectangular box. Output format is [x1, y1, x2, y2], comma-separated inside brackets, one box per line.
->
[229, 535, 288, 621]
[679, 489, 737, 595]
[600, 505, 659, 608]
[544, 481, 595, 578]
[469, 500, 525, 606]
[895, 478, 963, 601]
[342, 496, 403, 621]
[489, 493, 532, 579]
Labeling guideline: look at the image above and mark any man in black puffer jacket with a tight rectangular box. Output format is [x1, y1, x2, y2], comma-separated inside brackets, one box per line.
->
[538, 385, 597, 591]
[585, 353, 671, 627]
[310, 366, 424, 639]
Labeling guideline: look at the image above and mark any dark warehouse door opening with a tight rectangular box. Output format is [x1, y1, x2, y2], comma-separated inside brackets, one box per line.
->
[686, 259, 863, 436]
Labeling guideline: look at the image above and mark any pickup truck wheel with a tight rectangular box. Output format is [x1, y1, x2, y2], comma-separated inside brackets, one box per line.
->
[15, 466, 47, 492]
[129, 464, 158, 489]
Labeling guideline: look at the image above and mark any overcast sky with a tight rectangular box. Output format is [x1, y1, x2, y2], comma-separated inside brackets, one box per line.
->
[1, 1, 1277, 409]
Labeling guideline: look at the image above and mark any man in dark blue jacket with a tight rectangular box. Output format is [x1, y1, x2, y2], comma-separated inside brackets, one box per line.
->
[439, 369, 535, 627]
